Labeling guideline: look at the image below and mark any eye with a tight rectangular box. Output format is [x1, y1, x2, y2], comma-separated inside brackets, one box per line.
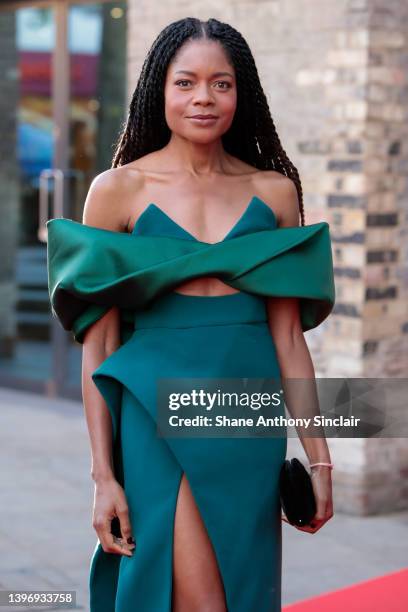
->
[174, 79, 232, 90]
[214, 81, 231, 89]
[175, 79, 192, 87]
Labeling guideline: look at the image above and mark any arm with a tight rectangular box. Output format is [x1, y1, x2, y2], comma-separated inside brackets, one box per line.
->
[80, 170, 135, 555]
[265, 178, 333, 532]
[81, 170, 126, 483]
[82, 306, 120, 484]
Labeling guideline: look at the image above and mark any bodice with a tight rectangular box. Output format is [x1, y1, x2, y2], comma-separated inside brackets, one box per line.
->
[130, 196, 278, 242]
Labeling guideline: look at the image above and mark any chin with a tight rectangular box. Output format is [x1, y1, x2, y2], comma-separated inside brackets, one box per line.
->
[182, 126, 227, 142]
[188, 132, 222, 143]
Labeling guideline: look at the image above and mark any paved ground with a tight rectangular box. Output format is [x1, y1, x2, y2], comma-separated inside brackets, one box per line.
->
[0, 387, 407, 611]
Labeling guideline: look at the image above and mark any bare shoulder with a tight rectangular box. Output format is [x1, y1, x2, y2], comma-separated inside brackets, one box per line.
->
[253, 170, 300, 228]
[82, 166, 145, 232]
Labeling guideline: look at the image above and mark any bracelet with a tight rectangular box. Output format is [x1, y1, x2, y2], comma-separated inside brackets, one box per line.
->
[309, 462, 334, 470]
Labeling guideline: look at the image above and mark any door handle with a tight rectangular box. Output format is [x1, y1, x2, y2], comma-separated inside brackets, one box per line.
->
[38, 168, 64, 243]
[37, 168, 85, 242]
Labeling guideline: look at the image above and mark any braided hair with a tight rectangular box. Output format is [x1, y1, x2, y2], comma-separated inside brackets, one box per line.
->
[111, 17, 305, 226]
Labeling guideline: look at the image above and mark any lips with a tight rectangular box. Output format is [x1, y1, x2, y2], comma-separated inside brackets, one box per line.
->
[189, 115, 218, 119]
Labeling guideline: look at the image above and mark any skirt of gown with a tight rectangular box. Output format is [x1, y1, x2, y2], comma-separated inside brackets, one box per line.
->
[88, 289, 288, 612]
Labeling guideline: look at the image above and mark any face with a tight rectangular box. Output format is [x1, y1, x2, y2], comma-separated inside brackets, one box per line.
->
[163, 39, 237, 143]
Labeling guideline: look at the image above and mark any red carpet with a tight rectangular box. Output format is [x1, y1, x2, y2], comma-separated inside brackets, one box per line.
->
[283, 567, 408, 611]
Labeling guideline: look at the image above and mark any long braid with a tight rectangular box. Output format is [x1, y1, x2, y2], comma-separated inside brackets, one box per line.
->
[111, 17, 305, 226]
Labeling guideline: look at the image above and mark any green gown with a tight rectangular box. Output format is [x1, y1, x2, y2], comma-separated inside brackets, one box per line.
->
[46, 195, 335, 612]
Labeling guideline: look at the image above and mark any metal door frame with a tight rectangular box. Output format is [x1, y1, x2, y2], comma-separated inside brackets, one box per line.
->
[0, 0, 117, 398]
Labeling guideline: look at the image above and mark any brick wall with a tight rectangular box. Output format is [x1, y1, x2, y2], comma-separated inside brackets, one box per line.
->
[127, 0, 408, 513]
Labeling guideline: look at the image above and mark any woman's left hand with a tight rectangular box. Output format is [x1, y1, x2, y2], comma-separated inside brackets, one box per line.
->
[281, 465, 334, 533]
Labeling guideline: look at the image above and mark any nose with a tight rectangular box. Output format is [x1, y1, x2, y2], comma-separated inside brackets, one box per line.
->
[192, 83, 215, 105]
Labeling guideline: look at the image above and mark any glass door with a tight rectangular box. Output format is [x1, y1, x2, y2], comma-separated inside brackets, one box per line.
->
[0, 4, 55, 393]
[64, 1, 127, 397]
[0, 0, 128, 398]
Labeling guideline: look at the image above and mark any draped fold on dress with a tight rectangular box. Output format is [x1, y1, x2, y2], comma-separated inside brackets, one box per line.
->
[47, 216, 335, 344]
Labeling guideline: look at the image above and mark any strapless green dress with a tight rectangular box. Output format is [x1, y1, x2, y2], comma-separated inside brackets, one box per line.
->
[46, 195, 335, 612]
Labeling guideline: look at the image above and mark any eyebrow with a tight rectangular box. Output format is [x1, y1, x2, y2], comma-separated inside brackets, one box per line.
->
[174, 70, 234, 78]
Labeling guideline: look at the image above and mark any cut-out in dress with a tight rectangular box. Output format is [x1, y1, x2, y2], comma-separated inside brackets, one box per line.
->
[46, 195, 335, 612]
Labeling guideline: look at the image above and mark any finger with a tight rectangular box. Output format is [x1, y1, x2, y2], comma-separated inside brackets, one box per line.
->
[314, 503, 327, 523]
[311, 504, 332, 528]
[309, 516, 328, 532]
[296, 523, 316, 533]
[103, 532, 133, 556]
[111, 534, 134, 556]
[116, 505, 135, 549]
[297, 516, 323, 533]
[299, 503, 334, 533]
[310, 499, 328, 526]
[94, 518, 133, 556]
[326, 502, 334, 520]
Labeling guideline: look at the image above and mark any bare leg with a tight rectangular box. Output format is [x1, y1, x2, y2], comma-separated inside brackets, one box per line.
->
[172, 473, 227, 612]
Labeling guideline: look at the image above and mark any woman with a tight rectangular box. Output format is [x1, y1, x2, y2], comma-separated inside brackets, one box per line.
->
[47, 17, 335, 612]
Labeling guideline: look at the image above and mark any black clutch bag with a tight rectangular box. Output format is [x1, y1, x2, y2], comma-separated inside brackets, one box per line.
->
[279, 458, 317, 527]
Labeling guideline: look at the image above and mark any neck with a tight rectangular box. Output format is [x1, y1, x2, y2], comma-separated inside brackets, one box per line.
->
[163, 133, 228, 177]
